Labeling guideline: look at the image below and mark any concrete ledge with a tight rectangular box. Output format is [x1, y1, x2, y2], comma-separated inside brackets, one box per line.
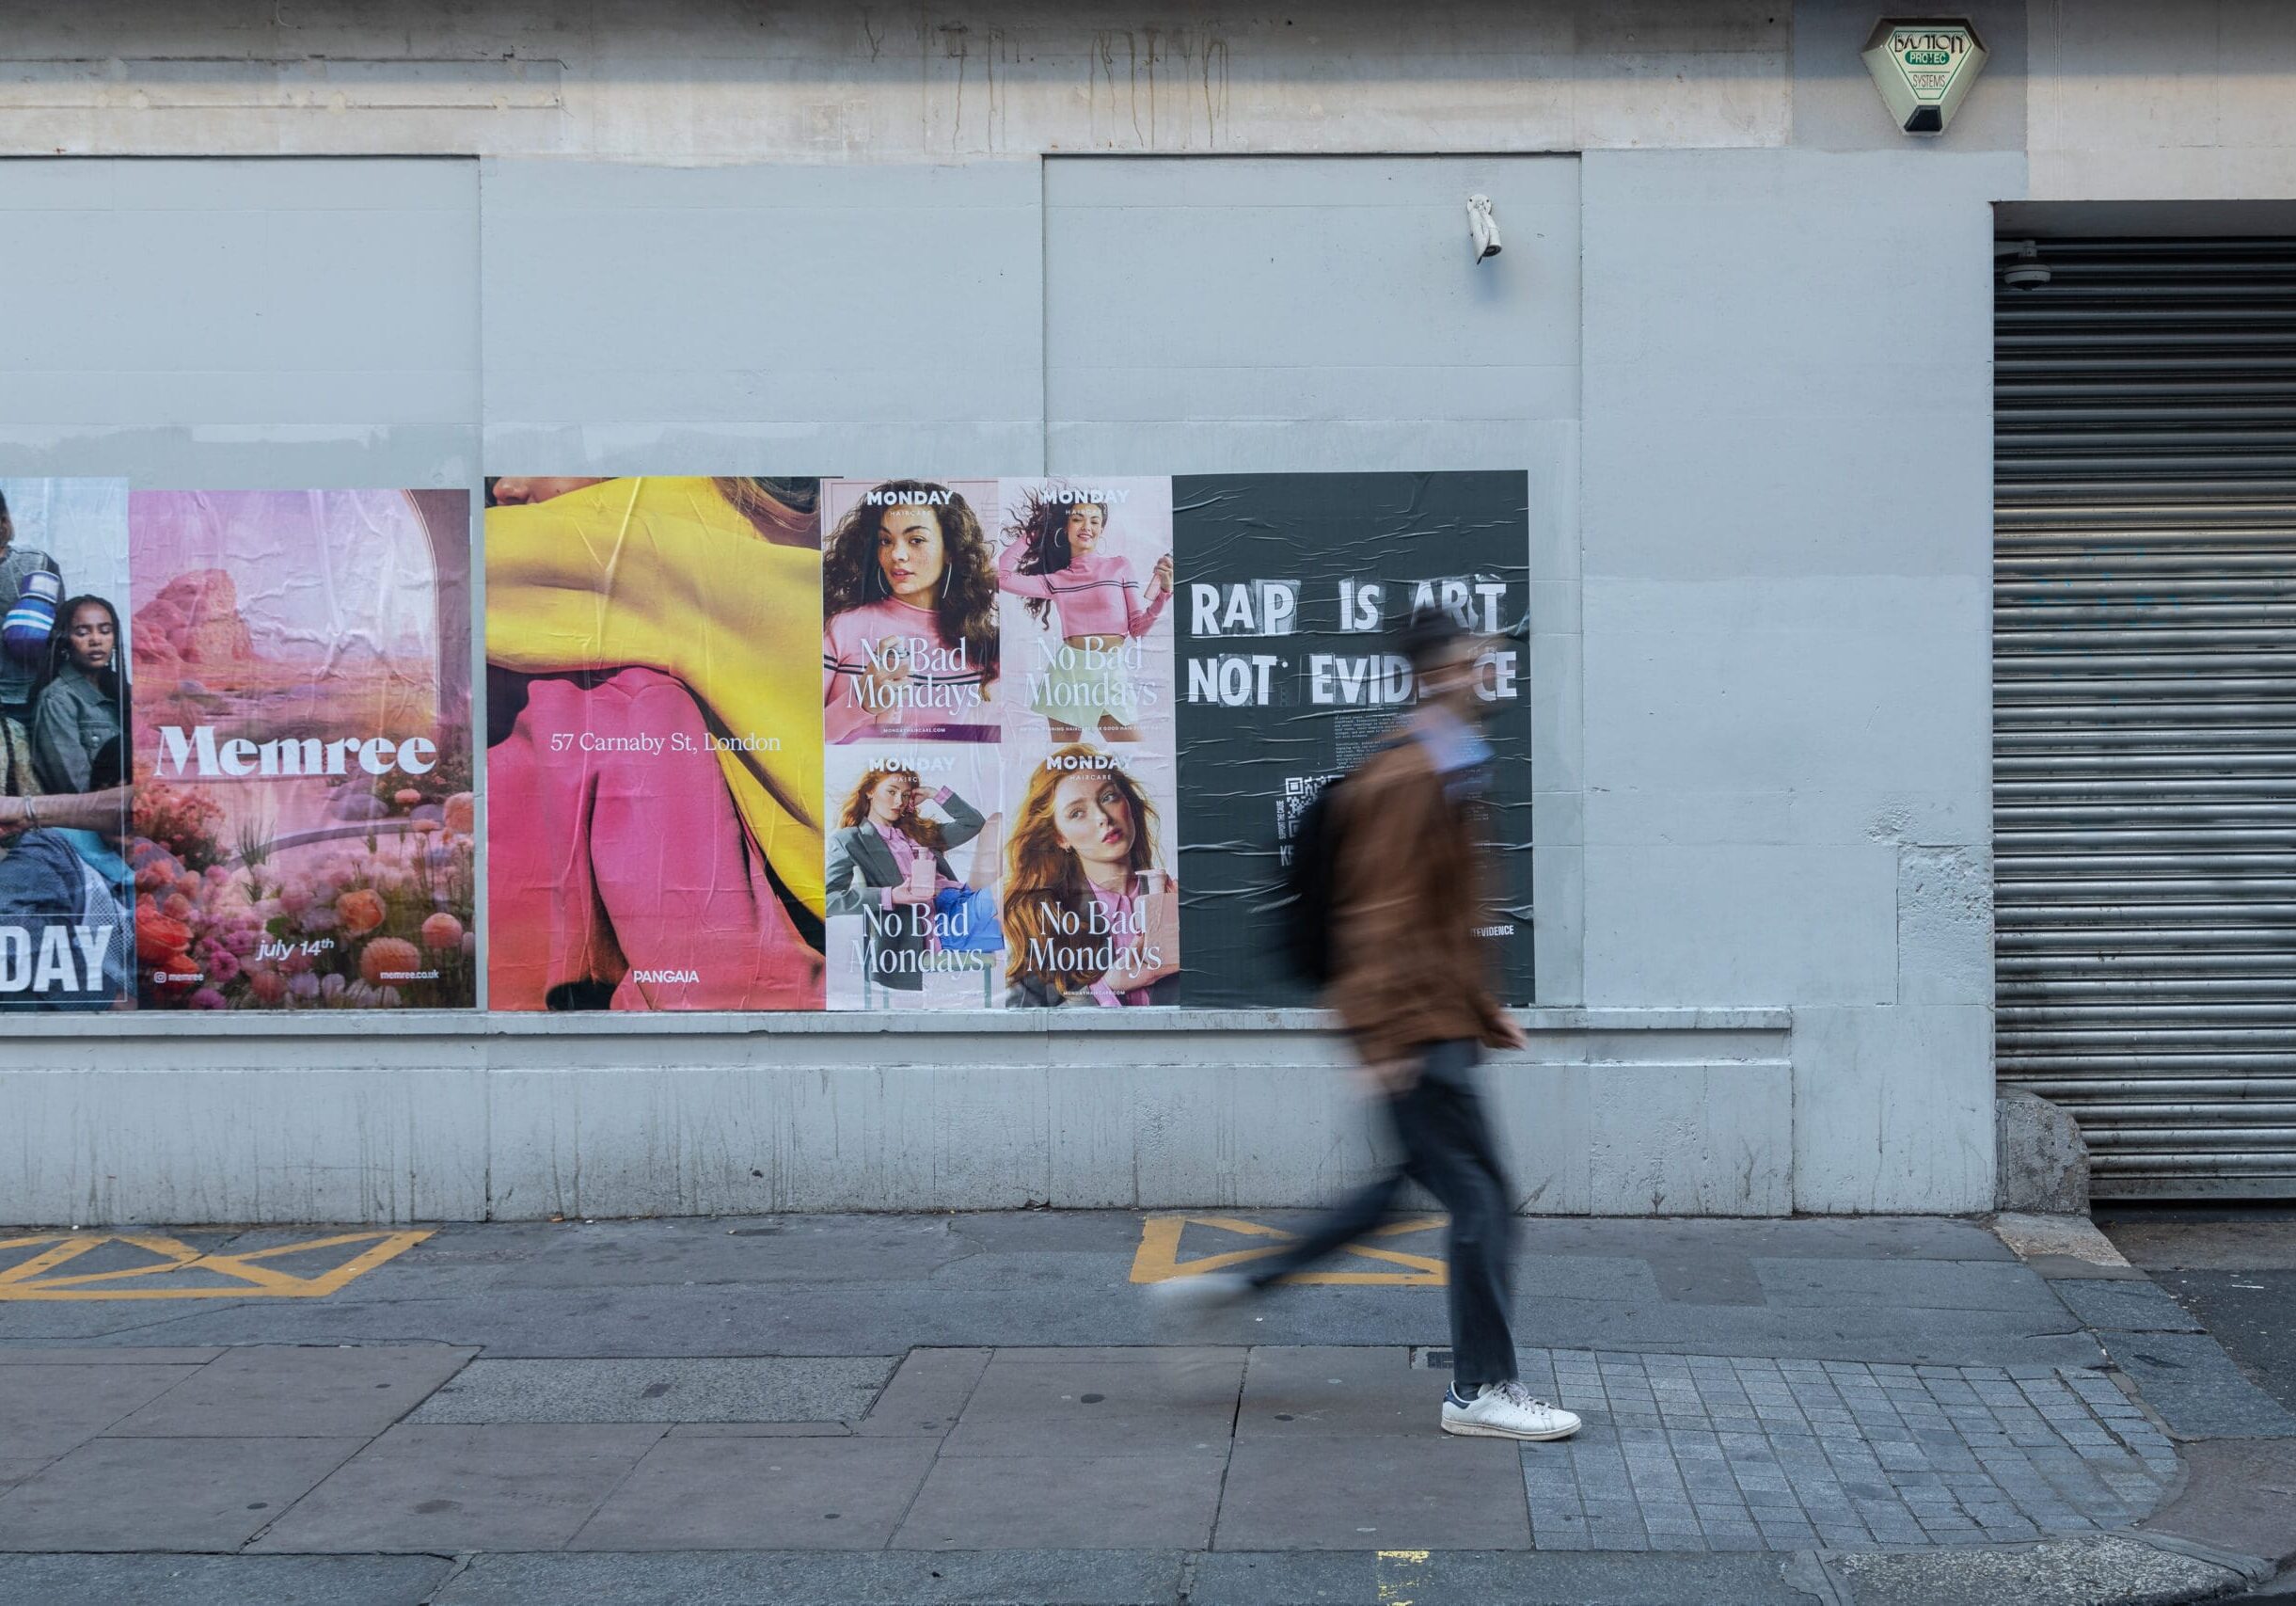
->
[0, 1011, 1795, 1225]
[0, 1006, 1791, 1040]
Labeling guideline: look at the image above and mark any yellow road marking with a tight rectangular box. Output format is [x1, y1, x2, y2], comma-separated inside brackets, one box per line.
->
[1377, 1549, 1431, 1606]
[0, 1229, 433, 1300]
[0, 1236, 106, 1285]
[1129, 1214, 1448, 1286]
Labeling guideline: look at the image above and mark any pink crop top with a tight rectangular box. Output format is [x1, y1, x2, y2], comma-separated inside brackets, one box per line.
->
[821, 596, 994, 743]
[998, 541, 1168, 639]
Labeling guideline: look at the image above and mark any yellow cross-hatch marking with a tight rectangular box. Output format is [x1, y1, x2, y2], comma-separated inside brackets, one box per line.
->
[1129, 1214, 1449, 1286]
[0, 1229, 433, 1300]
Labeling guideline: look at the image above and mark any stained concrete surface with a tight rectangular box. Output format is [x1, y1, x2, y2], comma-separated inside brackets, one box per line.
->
[0, 1210, 2275, 1606]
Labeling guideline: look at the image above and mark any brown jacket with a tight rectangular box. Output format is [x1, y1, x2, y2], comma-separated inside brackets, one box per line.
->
[1327, 728, 1512, 1065]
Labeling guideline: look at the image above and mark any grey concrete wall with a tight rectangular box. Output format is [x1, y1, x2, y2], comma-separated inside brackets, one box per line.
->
[482, 159, 1044, 474]
[0, 1011, 1792, 1223]
[1042, 153, 1587, 1010]
[1578, 147, 2023, 1213]
[0, 0, 2181, 1219]
[0, 2, 1789, 160]
[2025, 0, 2296, 200]
[0, 158, 478, 488]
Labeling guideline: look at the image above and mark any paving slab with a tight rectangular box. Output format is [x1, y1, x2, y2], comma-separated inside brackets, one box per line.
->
[1829, 1532, 2242, 1606]
[856, 1347, 990, 1436]
[0, 1213, 2099, 1372]
[1190, 1550, 1830, 1605]
[249, 1422, 665, 1552]
[0, 1361, 206, 1459]
[0, 1436, 363, 1552]
[572, 1432, 940, 1550]
[0, 1347, 224, 1364]
[107, 1344, 475, 1438]
[0, 1276, 2106, 1368]
[1235, 1346, 1440, 1439]
[1754, 1259, 2069, 1316]
[2097, 1331, 2296, 1439]
[896, 1453, 1225, 1550]
[662, 1422, 854, 1438]
[1215, 1434, 1531, 1550]
[497, 1216, 976, 1289]
[2051, 1280, 2208, 1334]
[0, 1553, 455, 1606]
[2137, 1438, 2296, 1573]
[432, 1549, 1188, 1606]
[408, 1356, 895, 1423]
[941, 1353, 1242, 1457]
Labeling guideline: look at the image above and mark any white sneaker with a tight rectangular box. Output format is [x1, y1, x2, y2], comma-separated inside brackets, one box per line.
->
[1145, 1271, 1258, 1319]
[1441, 1380, 1582, 1441]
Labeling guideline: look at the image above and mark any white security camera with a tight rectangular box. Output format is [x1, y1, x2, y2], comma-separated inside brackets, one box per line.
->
[1466, 195, 1502, 262]
[2001, 240, 2051, 291]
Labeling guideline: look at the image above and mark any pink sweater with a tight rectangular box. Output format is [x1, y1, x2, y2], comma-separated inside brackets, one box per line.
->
[998, 541, 1167, 639]
[820, 596, 993, 743]
[488, 667, 824, 1010]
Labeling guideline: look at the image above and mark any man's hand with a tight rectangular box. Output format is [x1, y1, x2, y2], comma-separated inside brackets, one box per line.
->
[1356, 1056, 1421, 1096]
[1490, 1013, 1528, 1052]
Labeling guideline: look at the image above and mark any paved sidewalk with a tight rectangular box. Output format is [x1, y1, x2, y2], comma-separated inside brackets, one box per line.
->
[0, 1210, 2291, 1605]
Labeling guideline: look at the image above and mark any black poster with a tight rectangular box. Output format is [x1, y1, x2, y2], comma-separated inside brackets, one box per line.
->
[1172, 471, 1533, 1010]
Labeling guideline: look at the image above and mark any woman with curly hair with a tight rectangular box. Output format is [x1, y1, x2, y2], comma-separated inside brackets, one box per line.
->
[1002, 745, 1177, 1008]
[998, 488, 1172, 742]
[825, 765, 994, 1003]
[821, 482, 1000, 743]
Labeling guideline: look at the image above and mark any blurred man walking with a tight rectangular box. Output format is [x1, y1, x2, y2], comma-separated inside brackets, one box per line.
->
[1158, 608, 1578, 1442]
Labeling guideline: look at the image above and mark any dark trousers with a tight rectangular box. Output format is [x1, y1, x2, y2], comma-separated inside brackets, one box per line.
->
[1251, 1039, 1519, 1391]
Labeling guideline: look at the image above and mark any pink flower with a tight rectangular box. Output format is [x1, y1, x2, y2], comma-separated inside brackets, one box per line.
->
[219, 925, 261, 957]
[336, 889, 387, 938]
[319, 973, 347, 1000]
[420, 913, 464, 952]
[394, 787, 424, 807]
[245, 967, 288, 1005]
[161, 893, 196, 923]
[188, 987, 228, 1010]
[205, 949, 241, 985]
[277, 882, 312, 916]
[359, 937, 421, 989]
[443, 792, 475, 835]
[288, 972, 321, 1000]
[299, 908, 338, 937]
[280, 946, 315, 976]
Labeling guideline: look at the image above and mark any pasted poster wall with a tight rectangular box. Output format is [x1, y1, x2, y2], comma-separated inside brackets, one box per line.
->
[487, 469, 1521, 1015]
[0, 481, 476, 1012]
[10, 469, 1526, 1017]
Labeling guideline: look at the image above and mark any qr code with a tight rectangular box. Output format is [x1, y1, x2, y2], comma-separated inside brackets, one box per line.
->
[1275, 772, 1341, 867]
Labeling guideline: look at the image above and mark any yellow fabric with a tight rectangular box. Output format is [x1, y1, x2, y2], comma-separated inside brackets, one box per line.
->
[484, 477, 825, 915]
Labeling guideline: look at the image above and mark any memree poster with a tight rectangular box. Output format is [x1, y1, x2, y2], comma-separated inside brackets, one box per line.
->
[130, 489, 477, 1010]
[1170, 471, 1534, 1010]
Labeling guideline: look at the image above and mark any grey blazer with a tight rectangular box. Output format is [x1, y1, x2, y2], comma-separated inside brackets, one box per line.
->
[824, 789, 986, 992]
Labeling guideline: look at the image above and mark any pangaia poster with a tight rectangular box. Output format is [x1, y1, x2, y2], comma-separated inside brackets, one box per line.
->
[484, 476, 828, 1011]
[129, 489, 477, 1010]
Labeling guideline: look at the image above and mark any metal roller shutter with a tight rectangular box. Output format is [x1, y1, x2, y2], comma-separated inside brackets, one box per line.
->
[1996, 236, 2296, 1199]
